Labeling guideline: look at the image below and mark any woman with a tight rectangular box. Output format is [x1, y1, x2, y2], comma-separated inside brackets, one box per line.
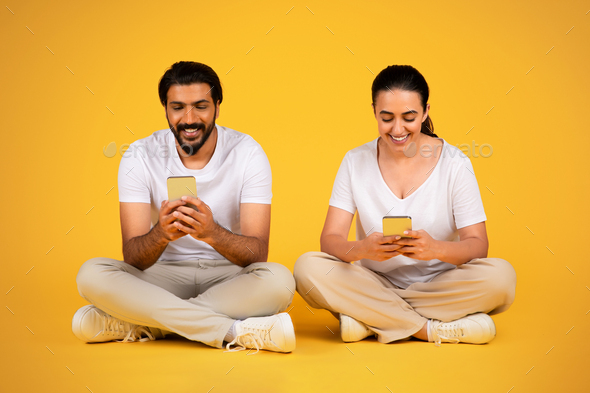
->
[294, 65, 516, 345]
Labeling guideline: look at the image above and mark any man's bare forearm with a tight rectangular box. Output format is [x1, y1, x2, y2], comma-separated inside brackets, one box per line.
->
[123, 223, 169, 270]
[207, 225, 268, 267]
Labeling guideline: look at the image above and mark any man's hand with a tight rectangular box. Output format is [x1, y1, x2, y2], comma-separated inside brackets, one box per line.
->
[357, 232, 404, 262]
[169, 197, 269, 267]
[156, 199, 190, 242]
[395, 229, 440, 261]
[120, 199, 190, 271]
[172, 196, 220, 243]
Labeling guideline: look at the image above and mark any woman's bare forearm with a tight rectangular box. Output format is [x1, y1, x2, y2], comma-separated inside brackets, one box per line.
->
[321, 234, 361, 263]
[435, 237, 488, 265]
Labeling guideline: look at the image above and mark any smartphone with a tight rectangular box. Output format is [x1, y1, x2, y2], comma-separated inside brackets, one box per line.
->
[167, 176, 198, 213]
[382, 216, 412, 238]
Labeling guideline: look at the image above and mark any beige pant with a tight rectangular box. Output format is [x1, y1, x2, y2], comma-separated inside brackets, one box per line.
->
[76, 258, 295, 348]
[294, 252, 516, 343]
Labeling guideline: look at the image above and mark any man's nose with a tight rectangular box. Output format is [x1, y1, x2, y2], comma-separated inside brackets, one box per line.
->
[183, 106, 198, 124]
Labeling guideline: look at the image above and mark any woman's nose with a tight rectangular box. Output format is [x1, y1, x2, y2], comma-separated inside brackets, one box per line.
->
[393, 119, 404, 134]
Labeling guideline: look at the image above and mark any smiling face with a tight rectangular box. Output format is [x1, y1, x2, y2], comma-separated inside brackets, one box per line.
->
[165, 83, 220, 157]
[373, 89, 430, 156]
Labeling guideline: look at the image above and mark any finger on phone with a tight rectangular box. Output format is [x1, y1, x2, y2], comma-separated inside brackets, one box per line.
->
[382, 235, 401, 244]
[404, 230, 418, 238]
[163, 199, 186, 213]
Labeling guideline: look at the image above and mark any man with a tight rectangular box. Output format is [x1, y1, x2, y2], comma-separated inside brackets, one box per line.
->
[72, 61, 296, 353]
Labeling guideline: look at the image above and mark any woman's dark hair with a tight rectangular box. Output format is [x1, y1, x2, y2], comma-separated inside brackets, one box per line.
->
[158, 61, 223, 107]
[371, 65, 437, 137]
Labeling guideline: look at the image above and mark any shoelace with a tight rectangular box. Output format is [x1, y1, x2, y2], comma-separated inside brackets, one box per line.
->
[101, 313, 155, 343]
[120, 326, 155, 343]
[225, 323, 276, 355]
[225, 332, 265, 355]
[433, 322, 462, 346]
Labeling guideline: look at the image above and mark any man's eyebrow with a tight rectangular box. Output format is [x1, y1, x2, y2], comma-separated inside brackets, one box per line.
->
[169, 99, 210, 106]
[379, 109, 418, 115]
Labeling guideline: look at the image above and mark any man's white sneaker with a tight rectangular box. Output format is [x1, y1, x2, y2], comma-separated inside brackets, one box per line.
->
[429, 313, 496, 346]
[72, 305, 163, 343]
[226, 313, 295, 354]
[340, 314, 374, 342]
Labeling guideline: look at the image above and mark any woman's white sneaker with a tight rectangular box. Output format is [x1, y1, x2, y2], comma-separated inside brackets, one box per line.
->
[72, 305, 163, 343]
[428, 313, 496, 346]
[225, 313, 295, 354]
[340, 314, 374, 342]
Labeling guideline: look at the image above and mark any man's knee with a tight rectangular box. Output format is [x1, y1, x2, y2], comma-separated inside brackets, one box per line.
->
[76, 257, 124, 298]
[251, 262, 295, 307]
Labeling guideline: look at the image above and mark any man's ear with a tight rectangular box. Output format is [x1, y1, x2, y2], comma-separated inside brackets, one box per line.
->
[215, 101, 221, 120]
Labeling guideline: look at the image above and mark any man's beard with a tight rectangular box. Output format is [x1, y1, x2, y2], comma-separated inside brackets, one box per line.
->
[169, 109, 217, 157]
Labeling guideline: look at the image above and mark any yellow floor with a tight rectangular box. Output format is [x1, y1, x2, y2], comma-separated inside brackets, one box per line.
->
[2, 0, 590, 391]
[3, 291, 589, 393]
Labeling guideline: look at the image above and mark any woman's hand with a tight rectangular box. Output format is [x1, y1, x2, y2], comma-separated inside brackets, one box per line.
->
[395, 229, 441, 261]
[357, 232, 404, 262]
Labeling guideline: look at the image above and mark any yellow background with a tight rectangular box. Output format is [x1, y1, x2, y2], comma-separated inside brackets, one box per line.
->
[2, 0, 589, 392]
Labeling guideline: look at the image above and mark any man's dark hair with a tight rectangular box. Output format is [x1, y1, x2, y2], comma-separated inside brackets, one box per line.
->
[158, 61, 223, 107]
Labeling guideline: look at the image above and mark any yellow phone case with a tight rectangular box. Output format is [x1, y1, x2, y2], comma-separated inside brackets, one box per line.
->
[167, 176, 198, 216]
[382, 216, 412, 238]
[167, 176, 197, 202]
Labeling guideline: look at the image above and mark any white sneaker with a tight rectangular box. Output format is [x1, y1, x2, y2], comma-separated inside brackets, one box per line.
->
[340, 314, 374, 342]
[72, 305, 163, 343]
[429, 313, 496, 346]
[225, 313, 295, 354]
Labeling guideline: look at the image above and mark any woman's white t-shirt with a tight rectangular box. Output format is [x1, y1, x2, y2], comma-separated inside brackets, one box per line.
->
[329, 138, 487, 289]
[117, 125, 272, 262]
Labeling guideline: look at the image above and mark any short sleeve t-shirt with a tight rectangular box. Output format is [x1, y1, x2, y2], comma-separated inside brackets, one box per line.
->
[329, 138, 486, 289]
[118, 125, 272, 261]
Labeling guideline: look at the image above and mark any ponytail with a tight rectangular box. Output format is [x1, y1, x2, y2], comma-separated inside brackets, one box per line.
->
[421, 115, 437, 137]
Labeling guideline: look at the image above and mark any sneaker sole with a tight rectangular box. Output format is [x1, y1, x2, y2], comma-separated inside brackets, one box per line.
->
[340, 315, 372, 343]
[466, 313, 496, 344]
[340, 315, 354, 342]
[274, 313, 296, 352]
[71, 305, 96, 342]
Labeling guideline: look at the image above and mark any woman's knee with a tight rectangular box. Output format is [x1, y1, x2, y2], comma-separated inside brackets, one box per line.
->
[473, 258, 517, 308]
[293, 251, 331, 284]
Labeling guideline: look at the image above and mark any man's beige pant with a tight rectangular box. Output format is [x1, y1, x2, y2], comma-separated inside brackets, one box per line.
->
[76, 258, 295, 348]
[294, 252, 516, 343]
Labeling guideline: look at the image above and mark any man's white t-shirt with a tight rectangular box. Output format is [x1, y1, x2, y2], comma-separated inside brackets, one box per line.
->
[118, 125, 272, 261]
[329, 138, 487, 289]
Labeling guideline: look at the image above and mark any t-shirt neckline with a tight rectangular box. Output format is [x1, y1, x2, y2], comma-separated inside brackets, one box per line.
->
[168, 125, 222, 175]
[373, 137, 445, 201]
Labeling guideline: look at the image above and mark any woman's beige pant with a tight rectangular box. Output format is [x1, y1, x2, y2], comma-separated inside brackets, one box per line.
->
[294, 252, 516, 343]
[76, 258, 295, 348]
